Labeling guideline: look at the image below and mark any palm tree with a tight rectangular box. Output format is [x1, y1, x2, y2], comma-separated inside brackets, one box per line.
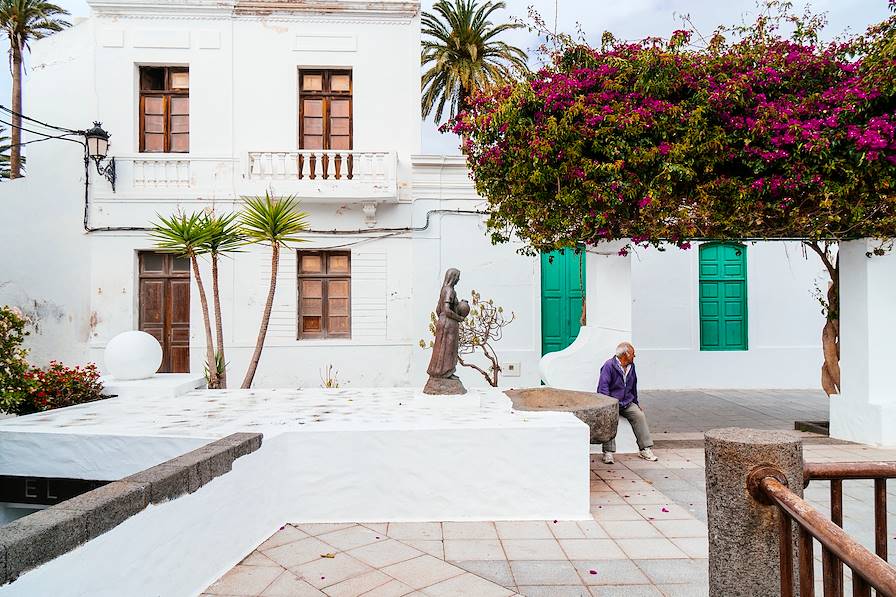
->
[150, 212, 219, 389]
[199, 212, 244, 389]
[421, 0, 527, 123]
[0, 0, 70, 179]
[239, 193, 309, 389]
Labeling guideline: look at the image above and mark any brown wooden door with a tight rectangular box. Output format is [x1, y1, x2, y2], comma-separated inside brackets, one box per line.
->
[138, 252, 191, 373]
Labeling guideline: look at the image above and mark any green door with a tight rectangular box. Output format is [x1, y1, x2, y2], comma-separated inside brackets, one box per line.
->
[699, 242, 748, 351]
[541, 250, 586, 355]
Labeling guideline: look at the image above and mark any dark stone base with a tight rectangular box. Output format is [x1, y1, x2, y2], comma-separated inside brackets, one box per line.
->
[423, 376, 467, 395]
[794, 420, 829, 436]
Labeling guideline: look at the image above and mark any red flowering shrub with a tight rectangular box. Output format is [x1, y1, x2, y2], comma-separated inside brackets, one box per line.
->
[12, 361, 109, 416]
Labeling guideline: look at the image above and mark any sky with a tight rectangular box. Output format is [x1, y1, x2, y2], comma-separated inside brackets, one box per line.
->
[1, 0, 892, 154]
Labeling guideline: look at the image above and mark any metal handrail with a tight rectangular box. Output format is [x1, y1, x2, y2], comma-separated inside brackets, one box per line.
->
[759, 475, 896, 596]
[805, 462, 896, 482]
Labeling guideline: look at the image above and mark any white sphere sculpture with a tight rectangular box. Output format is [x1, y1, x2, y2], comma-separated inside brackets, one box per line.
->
[105, 331, 163, 380]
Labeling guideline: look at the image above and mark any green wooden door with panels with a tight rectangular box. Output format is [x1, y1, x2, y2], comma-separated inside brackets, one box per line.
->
[541, 250, 586, 355]
[699, 242, 748, 351]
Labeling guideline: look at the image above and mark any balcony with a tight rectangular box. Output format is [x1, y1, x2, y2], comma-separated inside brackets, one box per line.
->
[242, 150, 398, 201]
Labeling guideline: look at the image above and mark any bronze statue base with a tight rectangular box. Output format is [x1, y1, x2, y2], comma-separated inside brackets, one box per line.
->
[422, 376, 467, 395]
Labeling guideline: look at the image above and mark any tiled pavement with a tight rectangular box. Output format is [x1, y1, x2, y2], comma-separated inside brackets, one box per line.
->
[204, 390, 896, 596]
[204, 450, 713, 597]
[638, 389, 829, 433]
[204, 442, 896, 597]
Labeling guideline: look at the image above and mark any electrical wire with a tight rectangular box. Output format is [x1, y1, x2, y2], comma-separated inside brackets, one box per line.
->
[0, 104, 82, 134]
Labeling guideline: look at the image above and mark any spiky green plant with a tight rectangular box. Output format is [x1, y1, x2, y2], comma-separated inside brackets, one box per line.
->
[421, 0, 527, 123]
[149, 212, 219, 388]
[199, 212, 244, 389]
[0, 0, 70, 178]
[239, 193, 309, 388]
[0, 125, 11, 179]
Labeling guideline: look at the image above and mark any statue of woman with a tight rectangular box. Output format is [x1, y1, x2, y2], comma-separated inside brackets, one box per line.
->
[424, 269, 468, 394]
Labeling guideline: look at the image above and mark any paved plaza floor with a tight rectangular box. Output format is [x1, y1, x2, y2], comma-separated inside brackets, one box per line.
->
[203, 443, 896, 597]
[637, 388, 829, 433]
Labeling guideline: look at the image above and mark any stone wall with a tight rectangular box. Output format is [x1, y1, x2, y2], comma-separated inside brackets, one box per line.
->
[0, 432, 262, 585]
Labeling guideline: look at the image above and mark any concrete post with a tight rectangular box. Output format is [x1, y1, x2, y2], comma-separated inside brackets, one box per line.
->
[831, 239, 896, 446]
[704, 428, 803, 597]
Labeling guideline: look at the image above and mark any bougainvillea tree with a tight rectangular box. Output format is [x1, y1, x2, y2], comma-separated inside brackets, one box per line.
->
[450, 1, 896, 395]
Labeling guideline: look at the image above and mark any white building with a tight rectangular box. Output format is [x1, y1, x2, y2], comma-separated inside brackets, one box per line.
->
[0, 0, 829, 391]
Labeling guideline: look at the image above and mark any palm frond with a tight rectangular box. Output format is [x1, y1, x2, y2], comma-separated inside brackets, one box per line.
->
[201, 211, 245, 255]
[240, 192, 310, 247]
[420, 0, 528, 123]
[149, 212, 212, 257]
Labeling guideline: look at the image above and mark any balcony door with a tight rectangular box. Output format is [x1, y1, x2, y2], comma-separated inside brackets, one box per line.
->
[138, 252, 191, 373]
[299, 69, 352, 179]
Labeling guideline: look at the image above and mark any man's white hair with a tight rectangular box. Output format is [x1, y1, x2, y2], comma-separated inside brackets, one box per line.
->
[615, 342, 634, 357]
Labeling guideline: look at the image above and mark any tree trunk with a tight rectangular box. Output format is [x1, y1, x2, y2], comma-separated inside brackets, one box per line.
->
[806, 241, 840, 396]
[241, 243, 279, 389]
[10, 48, 23, 179]
[821, 276, 840, 396]
[191, 254, 218, 389]
[211, 252, 226, 388]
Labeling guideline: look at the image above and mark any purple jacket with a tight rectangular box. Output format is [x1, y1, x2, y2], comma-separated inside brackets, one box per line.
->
[597, 357, 638, 409]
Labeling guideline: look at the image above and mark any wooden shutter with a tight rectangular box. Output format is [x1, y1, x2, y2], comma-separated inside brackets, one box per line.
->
[139, 252, 191, 372]
[297, 251, 351, 339]
[298, 70, 352, 151]
[699, 242, 748, 351]
[139, 67, 189, 153]
[540, 250, 586, 355]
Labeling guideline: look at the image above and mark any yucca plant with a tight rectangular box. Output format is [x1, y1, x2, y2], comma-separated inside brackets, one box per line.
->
[199, 212, 244, 388]
[0, 0, 70, 178]
[149, 212, 219, 388]
[421, 0, 528, 123]
[239, 193, 309, 389]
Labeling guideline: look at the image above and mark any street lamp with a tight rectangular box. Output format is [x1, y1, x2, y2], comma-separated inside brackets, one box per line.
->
[84, 121, 116, 192]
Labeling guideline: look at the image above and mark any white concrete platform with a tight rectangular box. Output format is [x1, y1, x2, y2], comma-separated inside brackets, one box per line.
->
[100, 373, 206, 400]
[0, 387, 590, 521]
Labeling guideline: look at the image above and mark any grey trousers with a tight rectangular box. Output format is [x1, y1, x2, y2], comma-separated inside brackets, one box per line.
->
[602, 403, 654, 453]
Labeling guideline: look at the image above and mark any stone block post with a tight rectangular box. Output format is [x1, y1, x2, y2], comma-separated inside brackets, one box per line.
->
[704, 428, 803, 597]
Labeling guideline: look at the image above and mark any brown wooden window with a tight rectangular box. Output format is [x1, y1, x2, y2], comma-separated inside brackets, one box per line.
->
[139, 66, 189, 153]
[297, 251, 351, 339]
[299, 69, 352, 151]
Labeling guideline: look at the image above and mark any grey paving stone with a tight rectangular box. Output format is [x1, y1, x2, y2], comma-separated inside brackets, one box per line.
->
[509, 560, 581, 585]
[639, 389, 827, 434]
[635, 558, 708, 585]
[589, 585, 663, 596]
[451, 559, 515, 588]
[517, 586, 590, 596]
[570, 560, 650, 586]
[656, 583, 710, 596]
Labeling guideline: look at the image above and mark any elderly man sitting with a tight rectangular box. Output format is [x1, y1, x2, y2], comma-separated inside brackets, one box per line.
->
[597, 342, 658, 464]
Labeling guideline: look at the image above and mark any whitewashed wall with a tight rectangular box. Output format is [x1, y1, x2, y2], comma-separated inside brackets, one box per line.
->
[631, 241, 827, 389]
[0, 21, 96, 366]
[1, 1, 828, 391]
